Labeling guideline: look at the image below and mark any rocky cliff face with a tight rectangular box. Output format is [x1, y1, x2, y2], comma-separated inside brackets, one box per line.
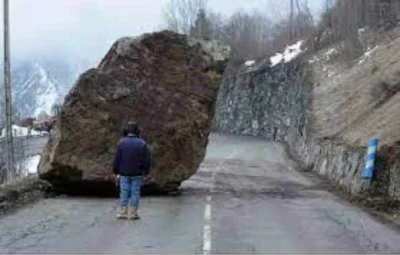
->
[214, 29, 400, 201]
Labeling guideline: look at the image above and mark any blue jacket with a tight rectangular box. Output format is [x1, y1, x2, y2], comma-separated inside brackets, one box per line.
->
[112, 135, 151, 176]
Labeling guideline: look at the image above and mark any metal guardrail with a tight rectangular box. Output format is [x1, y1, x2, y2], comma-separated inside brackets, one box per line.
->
[0, 135, 49, 183]
[0, 134, 47, 142]
[0, 135, 49, 157]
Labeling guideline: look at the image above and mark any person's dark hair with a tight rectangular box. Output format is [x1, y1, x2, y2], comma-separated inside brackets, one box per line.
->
[124, 121, 140, 136]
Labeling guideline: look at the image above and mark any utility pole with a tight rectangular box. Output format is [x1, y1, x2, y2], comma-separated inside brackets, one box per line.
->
[197, 8, 203, 37]
[3, 0, 14, 182]
[290, 0, 294, 41]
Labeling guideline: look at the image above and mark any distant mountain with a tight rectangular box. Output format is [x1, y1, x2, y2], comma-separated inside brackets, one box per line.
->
[0, 57, 94, 119]
[12, 61, 63, 118]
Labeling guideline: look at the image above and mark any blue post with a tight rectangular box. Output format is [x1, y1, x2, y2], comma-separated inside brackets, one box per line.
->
[362, 137, 378, 180]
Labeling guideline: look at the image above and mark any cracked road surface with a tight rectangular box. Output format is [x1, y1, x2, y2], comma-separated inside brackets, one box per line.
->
[1, 134, 400, 253]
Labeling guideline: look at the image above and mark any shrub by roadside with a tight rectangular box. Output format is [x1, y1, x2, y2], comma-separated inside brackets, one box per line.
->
[0, 176, 54, 218]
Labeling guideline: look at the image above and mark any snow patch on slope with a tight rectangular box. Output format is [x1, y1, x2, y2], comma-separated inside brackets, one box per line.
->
[1, 125, 41, 137]
[32, 62, 60, 117]
[16, 155, 41, 175]
[25, 155, 41, 174]
[245, 60, 255, 66]
[358, 46, 379, 64]
[270, 40, 305, 67]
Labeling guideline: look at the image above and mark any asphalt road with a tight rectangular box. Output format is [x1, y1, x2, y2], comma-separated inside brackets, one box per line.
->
[0, 134, 400, 253]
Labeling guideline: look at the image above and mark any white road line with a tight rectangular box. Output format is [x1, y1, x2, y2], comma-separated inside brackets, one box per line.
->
[210, 171, 217, 193]
[203, 224, 211, 254]
[203, 150, 238, 254]
[203, 196, 212, 254]
[205, 197, 212, 218]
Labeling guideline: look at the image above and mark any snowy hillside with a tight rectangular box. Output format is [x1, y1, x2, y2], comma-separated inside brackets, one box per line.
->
[0, 58, 92, 119]
[12, 61, 61, 118]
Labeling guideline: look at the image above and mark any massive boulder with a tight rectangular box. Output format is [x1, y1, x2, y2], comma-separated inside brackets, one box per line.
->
[38, 31, 230, 195]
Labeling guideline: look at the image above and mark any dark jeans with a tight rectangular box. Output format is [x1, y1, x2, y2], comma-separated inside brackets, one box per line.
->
[119, 176, 143, 207]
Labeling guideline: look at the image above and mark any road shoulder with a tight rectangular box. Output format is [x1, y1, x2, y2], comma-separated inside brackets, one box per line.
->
[0, 176, 53, 218]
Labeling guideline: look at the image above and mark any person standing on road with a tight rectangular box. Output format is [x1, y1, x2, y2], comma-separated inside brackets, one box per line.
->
[113, 121, 151, 220]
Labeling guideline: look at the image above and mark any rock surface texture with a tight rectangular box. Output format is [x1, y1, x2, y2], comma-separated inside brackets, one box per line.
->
[38, 31, 230, 195]
[214, 28, 400, 201]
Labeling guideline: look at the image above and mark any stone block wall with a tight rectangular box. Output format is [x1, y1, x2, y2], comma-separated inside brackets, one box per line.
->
[214, 60, 400, 200]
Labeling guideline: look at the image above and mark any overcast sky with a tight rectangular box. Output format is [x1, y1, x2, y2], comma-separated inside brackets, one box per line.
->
[0, 0, 325, 64]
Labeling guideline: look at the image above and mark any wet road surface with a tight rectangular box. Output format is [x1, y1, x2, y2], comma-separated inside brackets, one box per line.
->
[0, 134, 400, 253]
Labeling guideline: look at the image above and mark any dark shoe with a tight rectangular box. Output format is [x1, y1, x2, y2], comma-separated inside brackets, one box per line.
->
[131, 214, 140, 220]
[129, 207, 141, 220]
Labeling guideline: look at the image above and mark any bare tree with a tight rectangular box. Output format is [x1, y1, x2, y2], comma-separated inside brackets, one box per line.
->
[322, 0, 400, 36]
[162, 0, 316, 63]
[297, 0, 314, 24]
[190, 8, 214, 37]
[318, 0, 397, 58]
[221, 11, 272, 61]
[265, 0, 314, 45]
[207, 11, 226, 39]
[266, 0, 312, 22]
[162, 0, 208, 34]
